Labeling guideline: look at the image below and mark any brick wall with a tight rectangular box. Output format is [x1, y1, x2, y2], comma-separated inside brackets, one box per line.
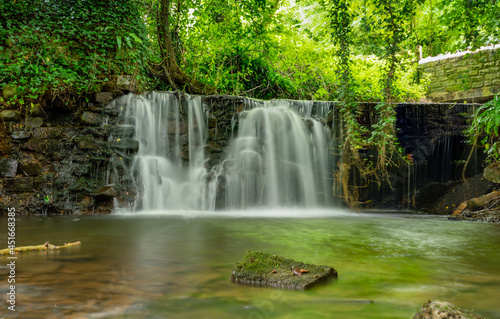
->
[419, 46, 500, 102]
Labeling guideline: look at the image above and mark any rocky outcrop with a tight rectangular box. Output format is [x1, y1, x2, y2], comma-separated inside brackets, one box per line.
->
[414, 300, 484, 319]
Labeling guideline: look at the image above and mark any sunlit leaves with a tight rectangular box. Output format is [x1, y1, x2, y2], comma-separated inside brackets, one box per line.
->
[467, 95, 500, 164]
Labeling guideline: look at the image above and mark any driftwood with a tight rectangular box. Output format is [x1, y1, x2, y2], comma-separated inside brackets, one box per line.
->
[0, 241, 81, 255]
[452, 190, 500, 215]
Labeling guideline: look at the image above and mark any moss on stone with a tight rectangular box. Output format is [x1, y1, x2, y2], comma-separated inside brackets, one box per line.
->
[231, 250, 337, 290]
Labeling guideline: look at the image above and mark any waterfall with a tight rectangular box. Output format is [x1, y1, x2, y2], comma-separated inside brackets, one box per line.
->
[123, 92, 334, 211]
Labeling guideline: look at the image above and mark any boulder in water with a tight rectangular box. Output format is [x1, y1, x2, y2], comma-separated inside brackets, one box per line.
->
[231, 250, 337, 290]
[414, 300, 484, 319]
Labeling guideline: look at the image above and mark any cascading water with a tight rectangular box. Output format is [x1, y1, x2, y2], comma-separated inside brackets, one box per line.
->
[122, 92, 334, 211]
[208, 103, 333, 209]
[125, 92, 208, 210]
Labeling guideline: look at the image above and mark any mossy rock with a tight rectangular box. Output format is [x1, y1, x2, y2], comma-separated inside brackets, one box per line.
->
[231, 250, 337, 290]
[414, 300, 484, 319]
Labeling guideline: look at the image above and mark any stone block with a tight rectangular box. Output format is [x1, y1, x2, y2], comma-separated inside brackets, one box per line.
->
[33, 127, 64, 139]
[25, 116, 44, 128]
[19, 161, 42, 176]
[471, 81, 484, 88]
[484, 163, 500, 183]
[80, 111, 103, 126]
[469, 70, 479, 76]
[110, 138, 139, 152]
[76, 138, 101, 151]
[446, 85, 462, 92]
[0, 110, 21, 122]
[11, 130, 31, 140]
[0, 158, 17, 177]
[29, 105, 45, 117]
[21, 138, 59, 153]
[2, 177, 33, 193]
[112, 125, 136, 138]
[116, 75, 135, 91]
[94, 184, 119, 198]
[479, 69, 489, 76]
[423, 61, 438, 68]
[95, 92, 113, 104]
[484, 73, 496, 81]
[2, 84, 17, 100]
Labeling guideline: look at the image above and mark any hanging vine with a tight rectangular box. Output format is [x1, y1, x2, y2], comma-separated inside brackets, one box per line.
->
[328, 0, 369, 207]
[328, 0, 419, 208]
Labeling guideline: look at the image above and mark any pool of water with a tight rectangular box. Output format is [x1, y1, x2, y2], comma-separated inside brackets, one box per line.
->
[1, 209, 499, 318]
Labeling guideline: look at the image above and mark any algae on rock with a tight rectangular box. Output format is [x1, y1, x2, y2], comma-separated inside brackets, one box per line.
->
[231, 250, 337, 290]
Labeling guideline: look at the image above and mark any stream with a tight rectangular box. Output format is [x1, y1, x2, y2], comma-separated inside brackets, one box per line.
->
[1, 210, 499, 318]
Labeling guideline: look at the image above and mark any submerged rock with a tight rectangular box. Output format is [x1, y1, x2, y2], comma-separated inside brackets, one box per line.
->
[231, 251, 337, 290]
[414, 300, 484, 319]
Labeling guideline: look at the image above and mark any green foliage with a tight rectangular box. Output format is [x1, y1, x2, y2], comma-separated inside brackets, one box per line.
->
[467, 95, 500, 164]
[0, 0, 151, 108]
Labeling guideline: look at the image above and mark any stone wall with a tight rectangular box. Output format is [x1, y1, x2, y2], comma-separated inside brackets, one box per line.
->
[0, 91, 489, 214]
[419, 45, 500, 102]
[0, 90, 137, 215]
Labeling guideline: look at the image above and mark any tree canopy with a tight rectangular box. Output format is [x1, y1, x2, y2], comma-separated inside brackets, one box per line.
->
[1, 0, 499, 107]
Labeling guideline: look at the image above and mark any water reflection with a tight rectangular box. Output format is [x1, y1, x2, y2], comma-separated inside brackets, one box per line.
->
[0, 212, 499, 318]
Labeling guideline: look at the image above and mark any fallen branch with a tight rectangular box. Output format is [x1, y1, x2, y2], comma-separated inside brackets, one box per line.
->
[0, 241, 81, 255]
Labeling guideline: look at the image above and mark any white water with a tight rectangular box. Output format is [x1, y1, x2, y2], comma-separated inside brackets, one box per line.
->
[124, 92, 334, 211]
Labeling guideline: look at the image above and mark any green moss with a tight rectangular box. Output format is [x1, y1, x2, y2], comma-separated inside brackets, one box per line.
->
[231, 250, 337, 290]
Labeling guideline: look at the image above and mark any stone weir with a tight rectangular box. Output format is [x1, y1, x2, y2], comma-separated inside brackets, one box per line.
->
[116, 92, 336, 211]
[0, 92, 489, 214]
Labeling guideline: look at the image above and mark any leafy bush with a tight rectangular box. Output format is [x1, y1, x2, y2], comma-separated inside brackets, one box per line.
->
[0, 0, 151, 109]
[467, 94, 500, 164]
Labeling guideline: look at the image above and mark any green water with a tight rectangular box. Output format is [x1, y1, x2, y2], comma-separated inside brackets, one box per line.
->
[1, 209, 499, 318]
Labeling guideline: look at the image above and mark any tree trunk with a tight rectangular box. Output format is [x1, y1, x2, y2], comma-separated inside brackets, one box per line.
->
[153, 0, 212, 94]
